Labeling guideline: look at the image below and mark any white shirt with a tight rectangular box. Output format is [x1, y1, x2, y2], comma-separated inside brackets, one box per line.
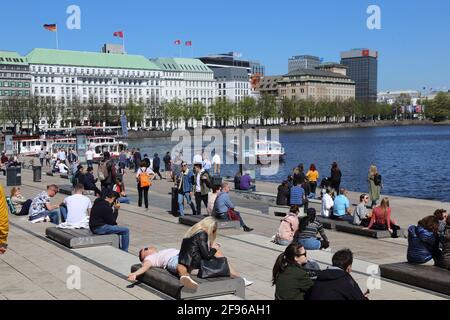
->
[64, 194, 92, 224]
[195, 171, 201, 192]
[212, 154, 221, 165]
[203, 159, 211, 170]
[193, 154, 203, 165]
[58, 163, 69, 173]
[321, 193, 334, 218]
[85, 150, 94, 161]
[58, 151, 66, 161]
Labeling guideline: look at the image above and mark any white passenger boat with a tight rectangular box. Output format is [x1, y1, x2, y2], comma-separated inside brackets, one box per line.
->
[227, 138, 286, 163]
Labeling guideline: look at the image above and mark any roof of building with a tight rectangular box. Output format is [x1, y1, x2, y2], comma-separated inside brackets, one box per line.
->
[26, 48, 160, 70]
[284, 68, 350, 79]
[0, 50, 28, 66]
[317, 63, 347, 69]
[153, 57, 212, 73]
[212, 67, 249, 81]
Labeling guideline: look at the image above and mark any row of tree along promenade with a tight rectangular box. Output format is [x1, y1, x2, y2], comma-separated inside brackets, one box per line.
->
[1, 92, 449, 134]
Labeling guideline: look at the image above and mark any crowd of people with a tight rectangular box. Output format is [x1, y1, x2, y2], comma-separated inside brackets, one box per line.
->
[1, 149, 449, 301]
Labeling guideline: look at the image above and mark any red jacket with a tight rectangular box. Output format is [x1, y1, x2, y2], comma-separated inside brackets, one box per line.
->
[368, 207, 391, 230]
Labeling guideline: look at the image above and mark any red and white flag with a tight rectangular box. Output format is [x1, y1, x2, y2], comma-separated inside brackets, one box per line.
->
[113, 31, 124, 38]
[174, 39, 181, 45]
[185, 41, 192, 46]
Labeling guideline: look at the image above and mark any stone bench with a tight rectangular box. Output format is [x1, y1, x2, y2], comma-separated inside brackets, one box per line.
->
[60, 173, 69, 179]
[130, 265, 245, 300]
[58, 184, 95, 196]
[269, 205, 305, 217]
[230, 189, 277, 205]
[316, 216, 350, 230]
[380, 262, 450, 296]
[335, 223, 391, 239]
[179, 215, 240, 229]
[46, 227, 119, 249]
[46, 171, 54, 176]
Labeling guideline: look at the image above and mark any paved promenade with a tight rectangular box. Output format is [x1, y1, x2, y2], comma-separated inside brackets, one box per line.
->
[0, 167, 448, 300]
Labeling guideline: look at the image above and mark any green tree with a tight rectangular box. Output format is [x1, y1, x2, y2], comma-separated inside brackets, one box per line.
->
[424, 92, 450, 121]
[190, 101, 206, 126]
[280, 97, 297, 124]
[258, 94, 277, 125]
[125, 98, 145, 128]
[211, 98, 233, 127]
[239, 96, 258, 124]
[163, 99, 184, 129]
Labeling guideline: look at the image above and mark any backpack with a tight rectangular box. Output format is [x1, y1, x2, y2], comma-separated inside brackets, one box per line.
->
[138, 168, 152, 188]
[97, 161, 109, 181]
[6, 197, 17, 215]
[374, 174, 382, 186]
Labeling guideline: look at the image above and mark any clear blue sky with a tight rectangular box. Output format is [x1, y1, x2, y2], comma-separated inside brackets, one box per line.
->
[1, 0, 449, 91]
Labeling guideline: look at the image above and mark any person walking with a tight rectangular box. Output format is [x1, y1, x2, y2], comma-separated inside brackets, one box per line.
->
[152, 153, 163, 180]
[136, 159, 154, 209]
[163, 151, 172, 180]
[329, 162, 342, 195]
[176, 162, 196, 216]
[133, 148, 142, 173]
[368, 164, 382, 208]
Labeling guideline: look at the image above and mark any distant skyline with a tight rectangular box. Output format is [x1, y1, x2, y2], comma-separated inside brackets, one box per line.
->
[0, 0, 449, 92]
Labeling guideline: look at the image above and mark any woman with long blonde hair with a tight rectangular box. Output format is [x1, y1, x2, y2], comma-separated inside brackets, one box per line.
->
[368, 164, 382, 208]
[176, 217, 252, 289]
[366, 197, 401, 238]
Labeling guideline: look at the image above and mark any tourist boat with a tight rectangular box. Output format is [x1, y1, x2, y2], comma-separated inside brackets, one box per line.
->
[226, 138, 286, 163]
[8, 135, 127, 160]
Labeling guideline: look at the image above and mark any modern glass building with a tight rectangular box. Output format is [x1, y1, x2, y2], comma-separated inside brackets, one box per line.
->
[340, 49, 378, 103]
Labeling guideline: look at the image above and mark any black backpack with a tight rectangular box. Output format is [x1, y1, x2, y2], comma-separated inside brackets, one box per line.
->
[374, 174, 382, 186]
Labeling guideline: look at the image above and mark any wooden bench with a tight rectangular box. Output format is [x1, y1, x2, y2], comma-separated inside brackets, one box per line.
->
[269, 205, 305, 217]
[130, 265, 245, 300]
[380, 262, 450, 296]
[179, 215, 240, 229]
[46, 227, 119, 249]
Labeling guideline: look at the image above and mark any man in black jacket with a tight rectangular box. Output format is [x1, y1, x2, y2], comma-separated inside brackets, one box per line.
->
[307, 249, 368, 300]
[89, 191, 129, 252]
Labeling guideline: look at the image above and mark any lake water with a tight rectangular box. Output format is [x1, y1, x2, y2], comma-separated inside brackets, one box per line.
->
[127, 125, 450, 202]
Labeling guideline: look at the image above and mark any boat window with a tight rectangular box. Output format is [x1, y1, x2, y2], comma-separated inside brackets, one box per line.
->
[22, 142, 26, 147]
[95, 146, 101, 154]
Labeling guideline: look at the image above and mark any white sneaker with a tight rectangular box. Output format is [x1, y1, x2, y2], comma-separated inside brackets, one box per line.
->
[180, 275, 199, 290]
[243, 277, 253, 287]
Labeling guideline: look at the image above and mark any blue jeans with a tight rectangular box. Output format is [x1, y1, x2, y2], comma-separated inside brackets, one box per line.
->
[276, 239, 291, 246]
[178, 192, 196, 216]
[87, 160, 93, 169]
[166, 255, 179, 275]
[242, 185, 256, 192]
[30, 208, 63, 225]
[118, 197, 131, 204]
[93, 224, 130, 252]
[298, 237, 321, 250]
[332, 213, 354, 223]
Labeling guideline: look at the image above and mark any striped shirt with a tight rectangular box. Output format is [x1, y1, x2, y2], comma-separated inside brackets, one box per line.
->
[297, 219, 328, 242]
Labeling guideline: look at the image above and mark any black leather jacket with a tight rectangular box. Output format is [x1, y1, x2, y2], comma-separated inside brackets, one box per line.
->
[178, 231, 217, 269]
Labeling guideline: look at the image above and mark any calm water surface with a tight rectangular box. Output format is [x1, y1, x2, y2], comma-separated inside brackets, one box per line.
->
[128, 125, 450, 202]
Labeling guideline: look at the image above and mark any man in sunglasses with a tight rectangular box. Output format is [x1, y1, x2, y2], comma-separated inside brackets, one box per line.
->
[28, 184, 65, 224]
[353, 194, 373, 227]
[176, 162, 196, 216]
[127, 246, 180, 281]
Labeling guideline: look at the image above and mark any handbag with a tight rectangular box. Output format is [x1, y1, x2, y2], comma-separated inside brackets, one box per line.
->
[227, 208, 240, 221]
[198, 257, 231, 279]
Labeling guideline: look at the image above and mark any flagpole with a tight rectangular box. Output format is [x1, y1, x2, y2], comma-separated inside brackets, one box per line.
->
[123, 31, 126, 53]
[56, 28, 59, 49]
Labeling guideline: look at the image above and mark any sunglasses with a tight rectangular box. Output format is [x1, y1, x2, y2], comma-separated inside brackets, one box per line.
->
[297, 252, 307, 257]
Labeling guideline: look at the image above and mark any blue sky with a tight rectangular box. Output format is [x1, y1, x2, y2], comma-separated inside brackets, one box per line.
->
[1, 0, 449, 91]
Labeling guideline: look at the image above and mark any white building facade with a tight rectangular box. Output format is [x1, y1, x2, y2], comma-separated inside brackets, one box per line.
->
[26, 48, 162, 128]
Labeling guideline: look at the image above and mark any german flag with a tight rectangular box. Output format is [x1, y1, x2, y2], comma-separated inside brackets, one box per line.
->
[43, 24, 57, 32]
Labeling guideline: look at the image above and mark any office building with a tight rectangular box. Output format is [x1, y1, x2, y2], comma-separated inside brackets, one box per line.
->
[288, 55, 320, 73]
[0, 51, 31, 101]
[340, 49, 378, 103]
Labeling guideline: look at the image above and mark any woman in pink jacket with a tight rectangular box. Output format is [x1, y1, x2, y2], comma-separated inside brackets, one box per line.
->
[275, 205, 300, 246]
